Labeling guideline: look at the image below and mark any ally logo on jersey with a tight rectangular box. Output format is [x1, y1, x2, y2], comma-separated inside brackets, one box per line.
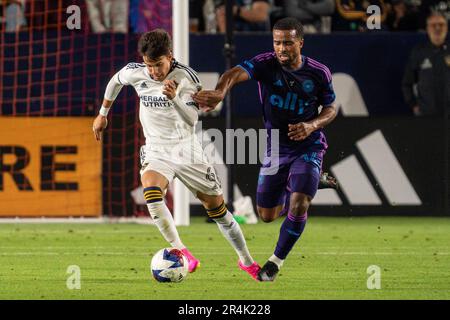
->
[269, 79, 335, 114]
[269, 92, 316, 115]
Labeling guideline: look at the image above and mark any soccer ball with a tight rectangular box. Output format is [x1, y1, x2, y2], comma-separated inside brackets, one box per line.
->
[151, 248, 188, 283]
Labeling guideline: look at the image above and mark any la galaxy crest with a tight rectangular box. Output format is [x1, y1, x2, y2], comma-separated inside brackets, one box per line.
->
[206, 167, 221, 189]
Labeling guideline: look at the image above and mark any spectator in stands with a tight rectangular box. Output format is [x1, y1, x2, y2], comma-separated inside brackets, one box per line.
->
[402, 11, 449, 116]
[281, 0, 335, 33]
[189, 0, 206, 32]
[129, 0, 172, 34]
[203, 0, 217, 33]
[24, 0, 80, 30]
[385, 0, 420, 31]
[332, 0, 388, 31]
[86, 0, 128, 33]
[3, 0, 26, 32]
[214, 0, 271, 32]
[418, 0, 450, 30]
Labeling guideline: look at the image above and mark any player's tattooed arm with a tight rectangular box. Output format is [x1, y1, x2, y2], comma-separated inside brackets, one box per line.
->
[288, 103, 337, 141]
[192, 66, 249, 112]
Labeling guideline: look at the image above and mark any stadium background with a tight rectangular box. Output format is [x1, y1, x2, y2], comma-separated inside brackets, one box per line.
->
[0, 0, 448, 218]
[0, 0, 450, 303]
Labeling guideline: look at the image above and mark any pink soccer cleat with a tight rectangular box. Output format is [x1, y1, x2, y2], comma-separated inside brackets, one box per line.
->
[238, 260, 261, 281]
[181, 248, 200, 273]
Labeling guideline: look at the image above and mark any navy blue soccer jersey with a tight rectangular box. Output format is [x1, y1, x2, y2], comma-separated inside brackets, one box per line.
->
[238, 52, 336, 154]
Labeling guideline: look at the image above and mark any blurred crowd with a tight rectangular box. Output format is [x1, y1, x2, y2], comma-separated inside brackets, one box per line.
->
[197, 0, 450, 33]
[1, 1, 448, 117]
[0, 0, 449, 34]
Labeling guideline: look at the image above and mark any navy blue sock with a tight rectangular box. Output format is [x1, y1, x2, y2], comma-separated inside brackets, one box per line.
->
[278, 189, 291, 217]
[274, 212, 307, 260]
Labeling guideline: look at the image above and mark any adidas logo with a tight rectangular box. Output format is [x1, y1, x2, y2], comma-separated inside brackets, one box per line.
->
[140, 82, 148, 89]
[314, 130, 422, 206]
[420, 58, 432, 70]
[273, 79, 283, 87]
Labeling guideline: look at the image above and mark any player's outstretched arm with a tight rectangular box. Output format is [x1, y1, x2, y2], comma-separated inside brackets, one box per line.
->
[92, 70, 126, 141]
[288, 103, 338, 141]
[192, 66, 249, 112]
[93, 99, 113, 141]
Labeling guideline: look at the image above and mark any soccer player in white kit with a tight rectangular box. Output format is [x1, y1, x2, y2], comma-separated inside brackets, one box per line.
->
[92, 29, 261, 280]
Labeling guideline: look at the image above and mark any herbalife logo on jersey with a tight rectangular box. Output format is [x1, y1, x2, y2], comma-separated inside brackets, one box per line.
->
[139, 95, 172, 108]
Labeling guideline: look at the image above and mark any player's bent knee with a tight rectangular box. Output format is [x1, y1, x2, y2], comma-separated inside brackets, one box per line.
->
[197, 192, 224, 209]
[290, 193, 312, 216]
[257, 207, 278, 223]
[260, 215, 276, 223]
[140, 170, 168, 189]
[290, 203, 309, 215]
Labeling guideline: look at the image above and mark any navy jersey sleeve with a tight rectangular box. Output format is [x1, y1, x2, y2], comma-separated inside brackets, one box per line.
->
[318, 65, 336, 107]
[237, 52, 274, 82]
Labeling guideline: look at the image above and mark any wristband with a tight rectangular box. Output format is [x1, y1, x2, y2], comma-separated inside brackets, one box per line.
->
[99, 106, 110, 117]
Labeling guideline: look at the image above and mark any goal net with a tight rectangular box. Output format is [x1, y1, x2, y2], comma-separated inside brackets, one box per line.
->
[0, 0, 175, 218]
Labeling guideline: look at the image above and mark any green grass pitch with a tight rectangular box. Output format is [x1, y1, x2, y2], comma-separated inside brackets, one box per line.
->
[0, 217, 449, 300]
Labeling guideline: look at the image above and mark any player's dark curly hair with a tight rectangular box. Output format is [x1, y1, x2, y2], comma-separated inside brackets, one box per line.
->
[273, 17, 304, 39]
[138, 29, 172, 59]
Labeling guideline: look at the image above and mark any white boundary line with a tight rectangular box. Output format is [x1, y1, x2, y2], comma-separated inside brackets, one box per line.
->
[0, 217, 154, 224]
[0, 251, 449, 256]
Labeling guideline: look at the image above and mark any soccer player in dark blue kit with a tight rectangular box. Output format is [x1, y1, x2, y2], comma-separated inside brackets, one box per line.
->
[193, 17, 338, 281]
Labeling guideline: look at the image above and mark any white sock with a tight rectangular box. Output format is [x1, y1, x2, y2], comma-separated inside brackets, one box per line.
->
[214, 211, 254, 266]
[147, 200, 185, 250]
[269, 254, 284, 269]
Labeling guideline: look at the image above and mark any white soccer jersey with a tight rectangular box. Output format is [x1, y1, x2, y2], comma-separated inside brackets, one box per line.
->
[107, 61, 202, 145]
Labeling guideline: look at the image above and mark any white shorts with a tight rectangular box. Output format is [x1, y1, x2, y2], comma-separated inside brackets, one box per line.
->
[139, 141, 223, 197]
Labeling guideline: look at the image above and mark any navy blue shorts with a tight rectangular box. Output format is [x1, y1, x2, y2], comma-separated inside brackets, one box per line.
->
[256, 151, 323, 208]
